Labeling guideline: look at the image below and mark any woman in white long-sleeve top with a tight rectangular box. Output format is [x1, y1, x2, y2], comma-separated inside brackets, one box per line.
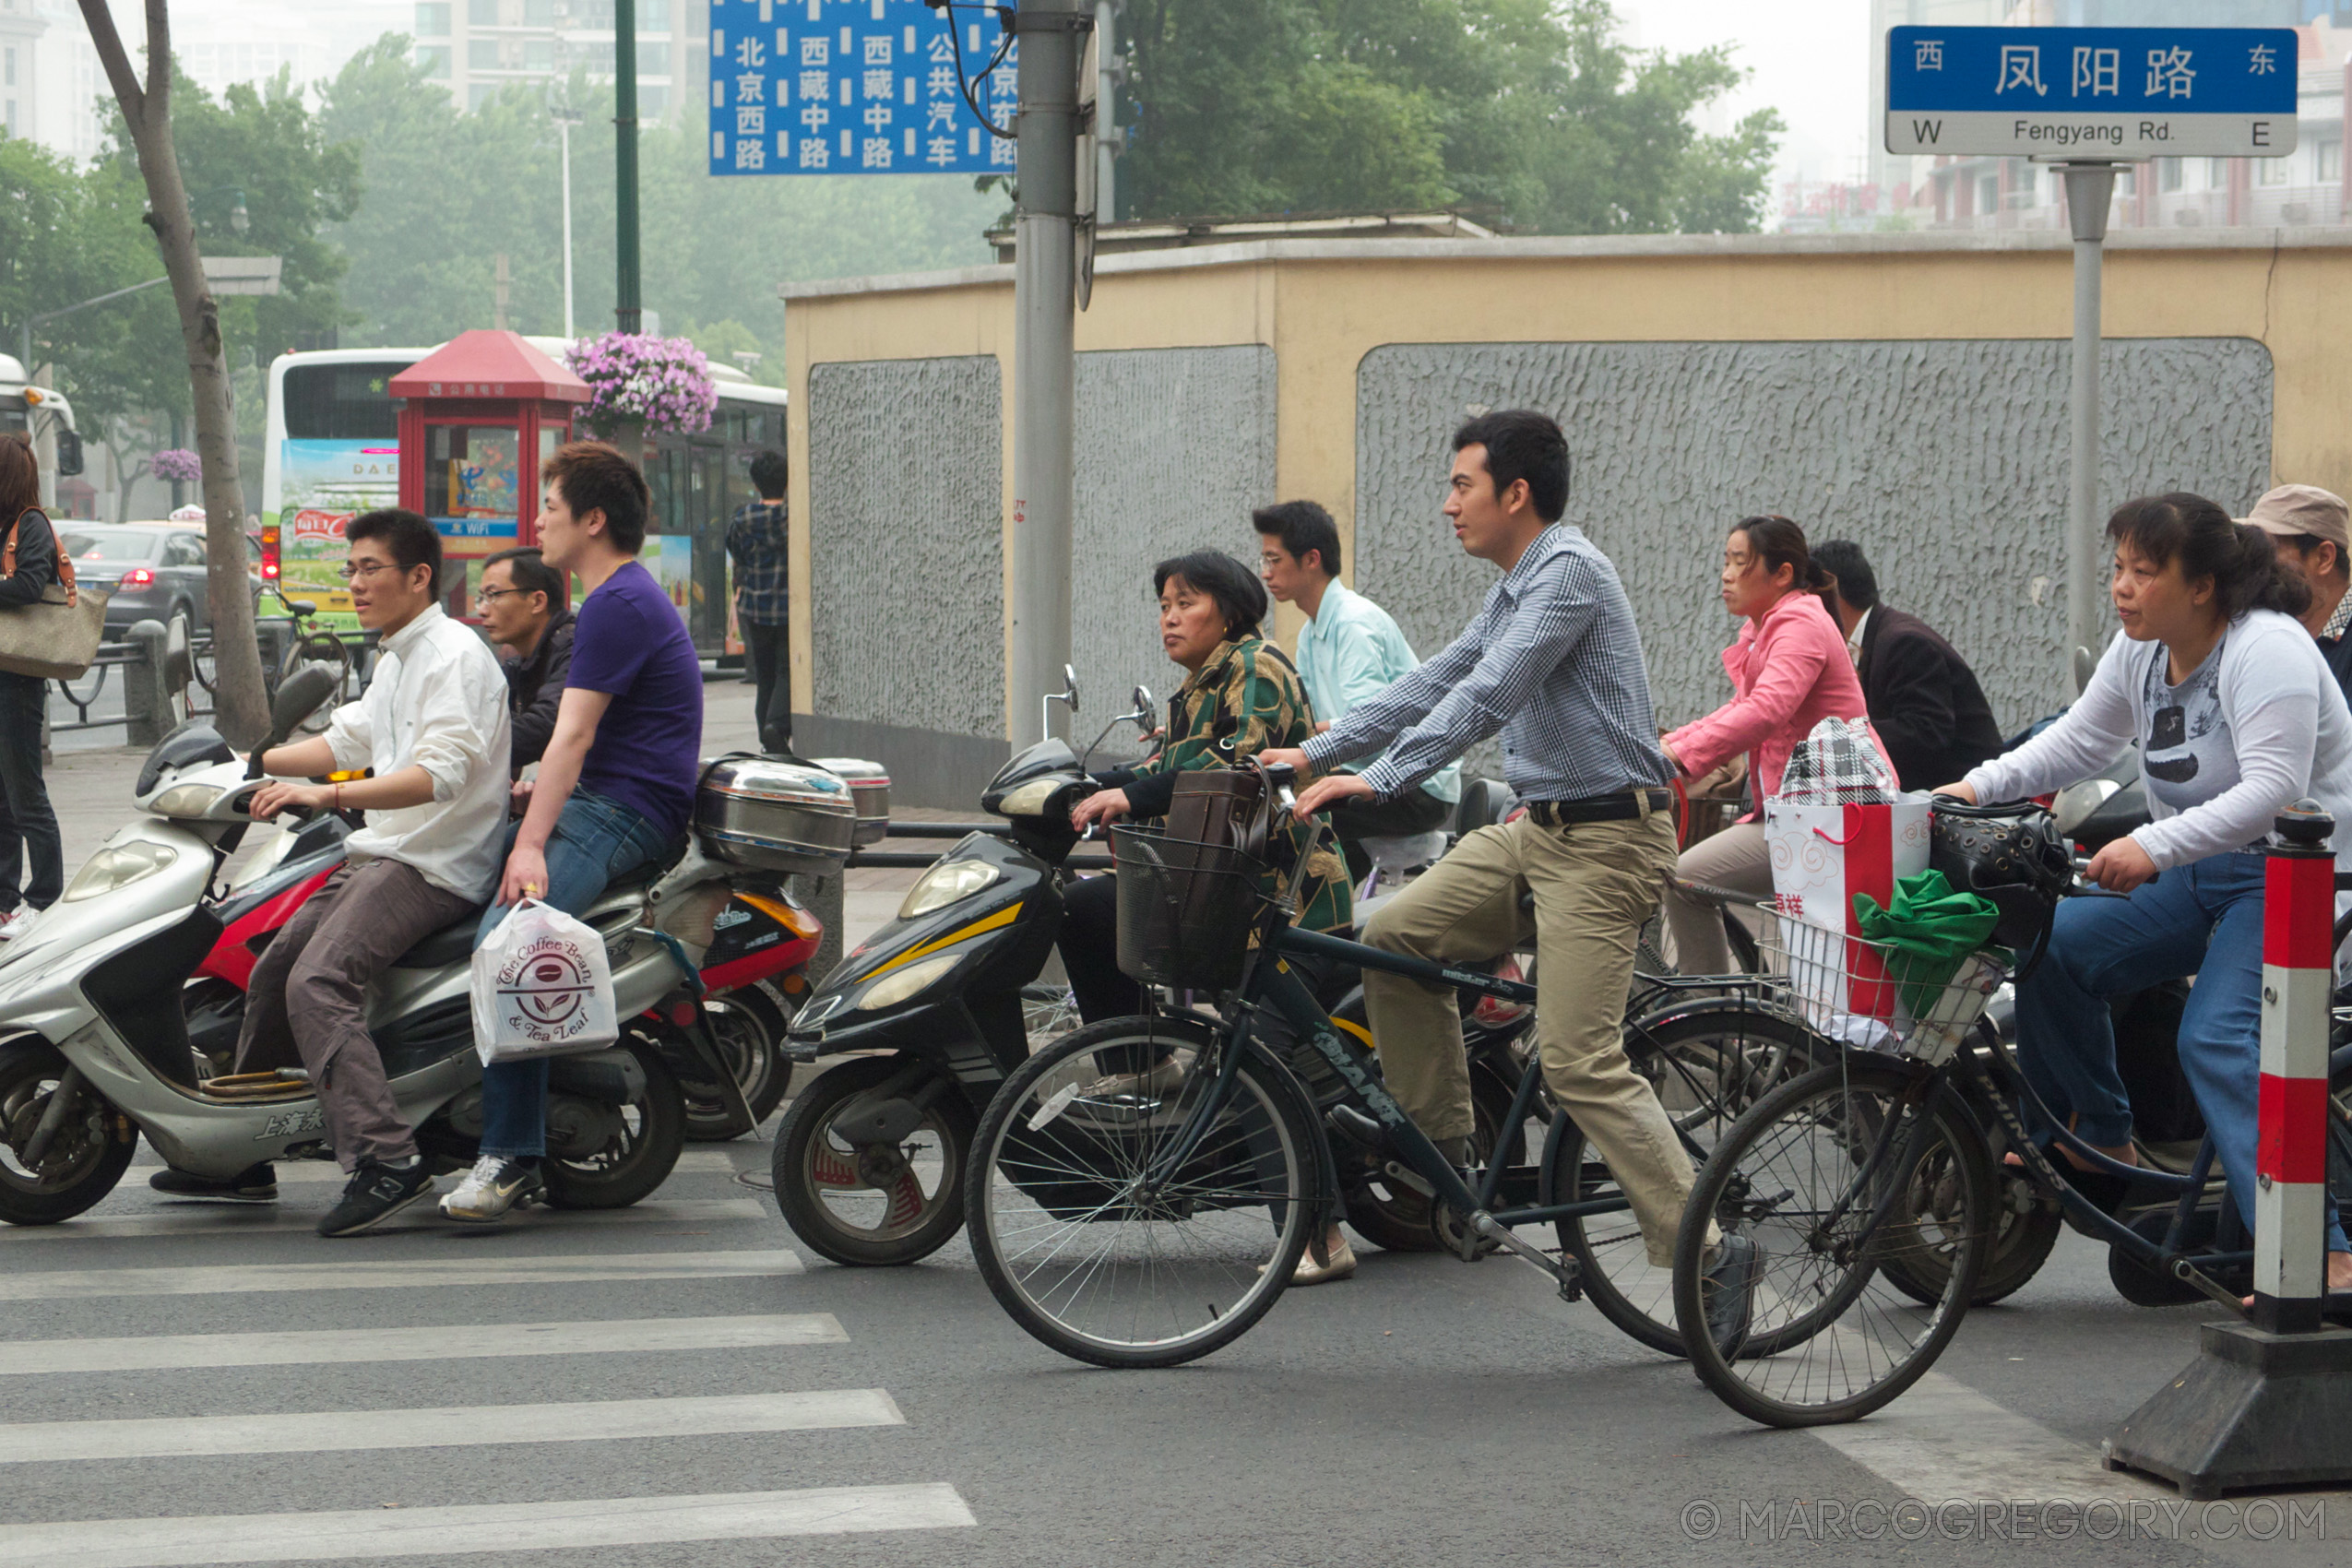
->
[1941, 493, 2352, 1290]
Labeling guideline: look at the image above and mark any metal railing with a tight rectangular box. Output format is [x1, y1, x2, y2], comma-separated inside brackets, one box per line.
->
[47, 618, 374, 741]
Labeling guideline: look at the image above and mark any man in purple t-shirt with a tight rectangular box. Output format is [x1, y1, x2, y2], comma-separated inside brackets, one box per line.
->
[444, 441, 705, 1224]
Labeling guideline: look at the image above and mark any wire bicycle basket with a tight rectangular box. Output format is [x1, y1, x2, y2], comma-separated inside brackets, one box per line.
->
[1757, 921, 2005, 1067]
[1111, 824, 1269, 992]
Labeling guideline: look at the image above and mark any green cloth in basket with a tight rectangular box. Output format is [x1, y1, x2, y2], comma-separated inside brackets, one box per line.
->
[1851, 870, 2002, 1017]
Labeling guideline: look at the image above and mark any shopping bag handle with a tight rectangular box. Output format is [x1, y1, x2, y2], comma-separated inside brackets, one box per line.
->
[1812, 824, 1863, 847]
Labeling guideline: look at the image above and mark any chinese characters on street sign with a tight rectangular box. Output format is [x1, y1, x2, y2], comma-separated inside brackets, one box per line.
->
[708, 0, 1016, 177]
[1886, 27, 2298, 159]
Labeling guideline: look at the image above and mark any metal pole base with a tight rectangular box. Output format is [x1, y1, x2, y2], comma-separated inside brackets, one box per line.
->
[2102, 1322, 2352, 1499]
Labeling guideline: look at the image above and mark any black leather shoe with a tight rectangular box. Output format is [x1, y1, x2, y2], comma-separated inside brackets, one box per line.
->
[316, 1159, 434, 1238]
[1702, 1233, 1762, 1357]
[1326, 1104, 1390, 1157]
[149, 1162, 277, 1203]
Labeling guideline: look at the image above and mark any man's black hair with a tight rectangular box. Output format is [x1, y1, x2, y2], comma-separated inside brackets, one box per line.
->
[748, 448, 788, 499]
[482, 545, 564, 605]
[1252, 499, 1342, 578]
[543, 441, 650, 553]
[1811, 540, 1879, 610]
[1451, 410, 1571, 523]
[346, 507, 443, 598]
[1153, 550, 1267, 642]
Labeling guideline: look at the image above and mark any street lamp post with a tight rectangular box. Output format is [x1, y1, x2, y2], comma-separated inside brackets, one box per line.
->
[612, 0, 641, 334]
[553, 106, 583, 341]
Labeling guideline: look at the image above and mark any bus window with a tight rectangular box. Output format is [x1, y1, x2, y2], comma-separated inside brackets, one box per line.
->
[281, 362, 406, 440]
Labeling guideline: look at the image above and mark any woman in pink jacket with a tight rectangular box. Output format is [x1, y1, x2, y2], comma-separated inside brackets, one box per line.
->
[1658, 515, 1883, 973]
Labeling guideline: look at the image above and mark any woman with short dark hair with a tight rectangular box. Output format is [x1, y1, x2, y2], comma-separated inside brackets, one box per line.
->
[0, 434, 62, 940]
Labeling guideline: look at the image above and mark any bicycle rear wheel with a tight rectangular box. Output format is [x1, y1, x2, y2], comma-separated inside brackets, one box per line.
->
[965, 1016, 1319, 1369]
[1551, 1005, 1821, 1356]
[1672, 1054, 1991, 1427]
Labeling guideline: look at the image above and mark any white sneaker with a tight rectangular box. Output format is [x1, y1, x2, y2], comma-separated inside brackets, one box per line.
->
[0, 907, 36, 940]
[439, 1155, 543, 1223]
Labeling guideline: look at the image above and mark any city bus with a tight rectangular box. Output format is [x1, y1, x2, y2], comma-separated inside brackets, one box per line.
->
[0, 352, 85, 514]
[260, 343, 788, 658]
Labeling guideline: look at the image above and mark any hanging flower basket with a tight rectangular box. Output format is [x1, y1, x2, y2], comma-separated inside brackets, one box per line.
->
[152, 448, 203, 484]
[564, 333, 719, 439]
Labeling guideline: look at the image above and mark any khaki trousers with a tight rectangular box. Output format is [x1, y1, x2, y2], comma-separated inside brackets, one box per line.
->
[1360, 806, 1707, 1265]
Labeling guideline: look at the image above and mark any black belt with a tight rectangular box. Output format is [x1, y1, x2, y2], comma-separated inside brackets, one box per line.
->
[1523, 790, 1672, 826]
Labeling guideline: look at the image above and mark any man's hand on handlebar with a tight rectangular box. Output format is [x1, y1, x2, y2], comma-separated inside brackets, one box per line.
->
[1070, 788, 1130, 834]
[248, 780, 331, 821]
[1290, 771, 1372, 823]
[2082, 835, 2158, 894]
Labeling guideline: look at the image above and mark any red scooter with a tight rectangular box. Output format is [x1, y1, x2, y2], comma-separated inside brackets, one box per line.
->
[182, 815, 821, 1140]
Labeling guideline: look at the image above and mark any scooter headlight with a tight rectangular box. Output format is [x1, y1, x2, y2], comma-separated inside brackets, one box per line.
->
[148, 782, 223, 819]
[63, 840, 177, 902]
[855, 951, 964, 1012]
[898, 860, 1001, 921]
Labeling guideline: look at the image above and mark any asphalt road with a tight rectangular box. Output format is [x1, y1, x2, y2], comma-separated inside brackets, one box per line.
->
[5, 1100, 2351, 1568]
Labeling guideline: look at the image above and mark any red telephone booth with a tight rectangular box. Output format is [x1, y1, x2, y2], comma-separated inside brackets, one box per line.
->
[390, 331, 590, 619]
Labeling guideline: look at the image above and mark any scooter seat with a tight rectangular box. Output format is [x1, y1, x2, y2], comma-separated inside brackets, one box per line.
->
[393, 907, 490, 969]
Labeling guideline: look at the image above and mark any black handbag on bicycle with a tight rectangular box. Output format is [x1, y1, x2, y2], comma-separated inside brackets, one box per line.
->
[1927, 797, 2073, 970]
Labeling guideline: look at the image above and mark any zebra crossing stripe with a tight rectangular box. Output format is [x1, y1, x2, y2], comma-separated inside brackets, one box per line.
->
[0, 1198, 769, 1242]
[0, 1313, 848, 1376]
[0, 1483, 976, 1565]
[0, 1387, 905, 1463]
[0, 1250, 802, 1302]
[124, 1147, 750, 1183]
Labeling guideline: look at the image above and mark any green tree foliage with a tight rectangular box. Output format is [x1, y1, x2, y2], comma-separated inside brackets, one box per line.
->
[1120, 0, 1783, 234]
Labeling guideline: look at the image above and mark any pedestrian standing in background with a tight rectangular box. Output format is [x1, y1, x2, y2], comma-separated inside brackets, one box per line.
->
[1811, 539, 2003, 790]
[2238, 484, 2352, 704]
[0, 434, 64, 941]
[1255, 499, 1461, 884]
[728, 449, 793, 755]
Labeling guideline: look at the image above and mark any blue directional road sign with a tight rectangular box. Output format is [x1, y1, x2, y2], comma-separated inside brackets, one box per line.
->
[708, 0, 1017, 177]
[1886, 27, 2297, 160]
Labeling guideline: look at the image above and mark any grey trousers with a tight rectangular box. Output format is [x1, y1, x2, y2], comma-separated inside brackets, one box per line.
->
[233, 857, 476, 1170]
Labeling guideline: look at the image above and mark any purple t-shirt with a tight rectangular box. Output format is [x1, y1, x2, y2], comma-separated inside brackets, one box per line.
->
[566, 560, 703, 840]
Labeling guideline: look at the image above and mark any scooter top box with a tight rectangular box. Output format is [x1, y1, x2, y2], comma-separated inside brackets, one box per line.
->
[806, 757, 891, 847]
[695, 755, 858, 875]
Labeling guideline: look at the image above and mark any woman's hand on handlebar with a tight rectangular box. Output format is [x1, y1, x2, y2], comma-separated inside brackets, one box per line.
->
[248, 779, 330, 821]
[1932, 781, 1978, 805]
[1290, 771, 1372, 823]
[1071, 788, 1130, 834]
[2082, 835, 2157, 894]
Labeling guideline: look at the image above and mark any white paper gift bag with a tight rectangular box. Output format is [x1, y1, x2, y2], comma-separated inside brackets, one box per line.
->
[1764, 794, 1933, 1020]
[470, 897, 620, 1064]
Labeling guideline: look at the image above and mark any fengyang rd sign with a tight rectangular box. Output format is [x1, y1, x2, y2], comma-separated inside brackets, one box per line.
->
[1886, 26, 2298, 160]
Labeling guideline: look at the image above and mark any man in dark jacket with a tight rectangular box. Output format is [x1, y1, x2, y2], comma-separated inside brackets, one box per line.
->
[1812, 540, 2003, 790]
[475, 546, 574, 773]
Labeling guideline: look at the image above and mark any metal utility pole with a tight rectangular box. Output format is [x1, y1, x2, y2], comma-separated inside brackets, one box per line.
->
[554, 106, 582, 339]
[1008, 0, 1092, 745]
[1093, 1, 1117, 221]
[2059, 160, 2116, 688]
[613, 0, 642, 333]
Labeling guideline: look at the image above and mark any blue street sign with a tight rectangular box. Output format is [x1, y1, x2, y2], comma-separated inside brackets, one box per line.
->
[1886, 27, 2298, 160]
[708, 0, 1017, 177]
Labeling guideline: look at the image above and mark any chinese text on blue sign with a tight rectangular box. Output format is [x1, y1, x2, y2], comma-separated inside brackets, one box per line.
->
[1886, 27, 2297, 160]
[708, 0, 1016, 176]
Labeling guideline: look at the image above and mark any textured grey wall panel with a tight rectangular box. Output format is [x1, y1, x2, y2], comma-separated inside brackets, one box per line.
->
[1357, 339, 2273, 766]
[808, 355, 1004, 740]
[1073, 346, 1277, 724]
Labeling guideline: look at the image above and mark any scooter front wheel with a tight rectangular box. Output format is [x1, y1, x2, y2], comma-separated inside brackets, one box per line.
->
[0, 1040, 135, 1225]
[772, 1055, 976, 1265]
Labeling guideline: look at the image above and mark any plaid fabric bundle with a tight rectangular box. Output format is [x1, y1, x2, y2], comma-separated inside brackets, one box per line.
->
[1776, 716, 1900, 805]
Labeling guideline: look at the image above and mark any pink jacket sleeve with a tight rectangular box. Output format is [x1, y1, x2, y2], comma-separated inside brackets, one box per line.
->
[1665, 609, 1836, 781]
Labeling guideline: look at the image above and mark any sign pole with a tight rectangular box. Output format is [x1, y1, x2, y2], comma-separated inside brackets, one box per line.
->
[614, 0, 641, 335]
[2060, 160, 2115, 690]
[1008, 0, 1091, 747]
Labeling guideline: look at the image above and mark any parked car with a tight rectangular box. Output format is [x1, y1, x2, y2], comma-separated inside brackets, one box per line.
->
[58, 521, 264, 636]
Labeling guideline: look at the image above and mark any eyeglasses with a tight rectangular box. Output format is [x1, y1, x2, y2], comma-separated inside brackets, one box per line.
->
[474, 587, 524, 606]
[338, 560, 403, 582]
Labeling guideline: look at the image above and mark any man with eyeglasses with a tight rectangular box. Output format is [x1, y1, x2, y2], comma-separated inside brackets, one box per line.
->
[148, 508, 511, 1236]
[474, 546, 575, 773]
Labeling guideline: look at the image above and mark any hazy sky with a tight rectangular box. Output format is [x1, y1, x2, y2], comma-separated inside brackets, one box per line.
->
[1618, 0, 1879, 196]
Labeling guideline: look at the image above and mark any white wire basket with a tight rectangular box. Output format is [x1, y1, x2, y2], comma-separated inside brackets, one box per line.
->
[1757, 921, 2006, 1067]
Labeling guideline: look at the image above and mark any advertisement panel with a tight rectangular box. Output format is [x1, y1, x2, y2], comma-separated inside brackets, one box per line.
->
[271, 438, 398, 624]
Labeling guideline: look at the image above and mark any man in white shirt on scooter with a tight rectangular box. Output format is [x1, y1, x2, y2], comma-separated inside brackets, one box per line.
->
[148, 508, 511, 1237]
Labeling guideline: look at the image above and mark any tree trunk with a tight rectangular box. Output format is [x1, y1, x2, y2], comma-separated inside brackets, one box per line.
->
[78, 0, 269, 747]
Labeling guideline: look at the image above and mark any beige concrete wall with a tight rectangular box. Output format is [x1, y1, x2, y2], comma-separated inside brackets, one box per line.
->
[782, 229, 2352, 735]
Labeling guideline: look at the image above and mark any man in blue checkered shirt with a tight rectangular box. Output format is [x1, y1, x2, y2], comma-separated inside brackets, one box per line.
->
[727, 449, 792, 754]
[1264, 410, 1753, 1334]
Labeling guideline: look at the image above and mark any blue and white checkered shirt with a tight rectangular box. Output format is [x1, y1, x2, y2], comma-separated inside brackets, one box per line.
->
[1302, 525, 1672, 802]
[726, 500, 790, 625]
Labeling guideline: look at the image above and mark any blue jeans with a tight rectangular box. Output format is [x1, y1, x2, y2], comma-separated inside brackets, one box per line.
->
[474, 790, 677, 1158]
[2015, 849, 2347, 1252]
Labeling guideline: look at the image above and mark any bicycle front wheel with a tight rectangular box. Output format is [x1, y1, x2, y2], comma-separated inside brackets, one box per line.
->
[965, 1016, 1320, 1369]
[1673, 1053, 1991, 1427]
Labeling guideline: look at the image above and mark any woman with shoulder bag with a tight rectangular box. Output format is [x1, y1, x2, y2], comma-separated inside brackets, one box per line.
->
[0, 435, 65, 937]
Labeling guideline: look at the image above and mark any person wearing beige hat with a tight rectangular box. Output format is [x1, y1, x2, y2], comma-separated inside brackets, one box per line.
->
[2242, 483, 2352, 699]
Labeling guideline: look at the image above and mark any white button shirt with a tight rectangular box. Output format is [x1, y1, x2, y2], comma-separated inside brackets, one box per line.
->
[315, 603, 512, 901]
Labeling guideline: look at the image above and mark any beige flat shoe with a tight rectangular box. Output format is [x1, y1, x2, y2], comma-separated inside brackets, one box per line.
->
[1262, 1234, 1357, 1286]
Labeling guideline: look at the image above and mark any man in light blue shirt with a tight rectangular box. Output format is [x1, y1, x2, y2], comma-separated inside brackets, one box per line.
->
[1256, 499, 1461, 882]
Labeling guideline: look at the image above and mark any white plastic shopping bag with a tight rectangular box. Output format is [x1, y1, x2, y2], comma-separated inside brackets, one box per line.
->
[469, 897, 619, 1064]
[1764, 794, 1932, 1021]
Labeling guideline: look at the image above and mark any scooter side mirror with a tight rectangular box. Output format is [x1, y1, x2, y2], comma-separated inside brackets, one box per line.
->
[251, 665, 340, 776]
[1063, 663, 1079, 717]
[1132, 684, 1152, 719]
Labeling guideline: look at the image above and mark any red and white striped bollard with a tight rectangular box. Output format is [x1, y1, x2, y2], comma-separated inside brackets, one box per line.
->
[2255, 802, 2334, 1336]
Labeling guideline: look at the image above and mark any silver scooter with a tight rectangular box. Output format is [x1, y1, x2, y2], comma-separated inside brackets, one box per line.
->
[0, 668, 754, 1227]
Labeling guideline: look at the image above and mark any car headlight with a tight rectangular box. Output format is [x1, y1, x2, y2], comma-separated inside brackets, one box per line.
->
[148, 782, 223, 818]
[63, 840, 178, 902]
[855, 951, 964, 1012]
[898, 860, 1001, 921]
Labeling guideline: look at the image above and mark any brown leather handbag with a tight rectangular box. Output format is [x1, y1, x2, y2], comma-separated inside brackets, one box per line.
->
[0, 508, 107, 679]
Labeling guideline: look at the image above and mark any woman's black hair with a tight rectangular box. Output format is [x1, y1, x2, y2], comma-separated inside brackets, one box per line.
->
[2106, 493, 2312, 621]
[1731, 514, 1828, 593]
[1154, 550, 1267, 642]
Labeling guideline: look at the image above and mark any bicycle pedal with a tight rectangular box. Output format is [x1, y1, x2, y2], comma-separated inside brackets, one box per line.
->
[1556, 1253, 1585, 1302]
[1379, 1159, 1434, 1198]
